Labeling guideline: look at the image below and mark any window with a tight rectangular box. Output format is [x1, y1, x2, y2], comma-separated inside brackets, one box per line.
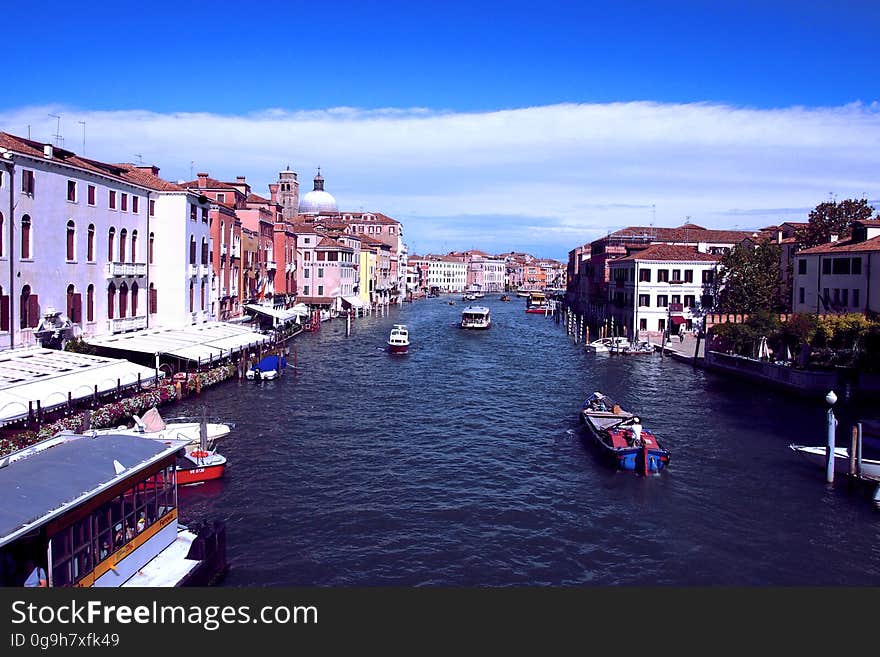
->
[87, 284, 94, 322]
[149, 283, 157, 314]
[189, 282, 194, 312]
[119, 229, 127, 263]
[67, 180, 77, 202]
[20, 215, 31, 259]
[108, 227, 115, 261]
[684, 270, 693, 283]
[66, 284, 82, 324]
[304, 251, 311, 261]
[854, 289, 860, 307]
[87, 224, 95, 261]
[66, 221, 75, 260]
[798, 259, 807, 275]
[317, 285, 324, 296]
[109, 190, 117, 209]
[657, 269, 669, 282]
[671, 295, 681, 305]
[132, 196, 139, 214]
[217, 193, 226, 203]
[684, 295, 695, 308]
[107, 283, 116, 319]
[318, 267, 324, 278]
[21, 169, 35, 195]
[86, 184, 96, 206]
[822, 259, 831, 275]
[20, 284, 38, 328]
[131, 230, 138, 262]
[201, 207, 208, 223]
[304, 269, 310, 278]
[190, 204, 197, 222]
[852, 258, 862, 275]
[0, 212, 3, 257]
[638, 294, 650, 307]
[702, 270, 714, 284]
[200, 281, 205, 310]
[672, 269, 681, 282]
[833, 288, 840, 304]
[121, 193, 128, 212]
[832, 258, 851, 275]
[148, 232, 154, 264]
[842, 289, 849, 306]
[201, 237, 208, 266]
[823, 288, 829, 306]
[303, 285, 310, 295]
[656, 295, 668, 307]
[189, 236, 196, 265]
[149, 199, 155, 216]
[639, 318, 647, 331]
[658, 318, 666, 332]
[799, 287, 805, 304]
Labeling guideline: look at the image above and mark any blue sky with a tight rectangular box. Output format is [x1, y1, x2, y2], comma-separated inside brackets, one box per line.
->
[5, 1, 880, 258]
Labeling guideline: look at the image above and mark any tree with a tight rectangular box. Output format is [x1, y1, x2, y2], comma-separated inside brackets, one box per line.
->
[717, 241, 782, 313]
[796, 198, 875, 248]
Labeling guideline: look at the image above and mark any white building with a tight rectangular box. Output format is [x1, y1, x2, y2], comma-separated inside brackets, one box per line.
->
[792, 220, 880, 314]
[426, 256, 468, 292]
[607, 244, 721, 337]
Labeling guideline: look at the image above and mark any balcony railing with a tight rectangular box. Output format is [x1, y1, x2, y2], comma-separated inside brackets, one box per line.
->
[105, 262, 147, 278]
[108, 315, 147, 333]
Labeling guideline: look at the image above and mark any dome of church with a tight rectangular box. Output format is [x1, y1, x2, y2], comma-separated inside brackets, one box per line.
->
[298, 169, 338, 214]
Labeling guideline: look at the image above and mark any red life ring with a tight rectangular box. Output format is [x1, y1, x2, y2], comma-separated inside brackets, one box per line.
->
[190, 450, 210, 458]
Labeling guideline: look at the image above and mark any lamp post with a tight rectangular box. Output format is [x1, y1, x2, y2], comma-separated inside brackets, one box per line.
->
[825, 390, 838, 484]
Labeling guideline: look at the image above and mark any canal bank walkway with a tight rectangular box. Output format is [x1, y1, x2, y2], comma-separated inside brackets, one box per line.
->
[656, 333, 705, 366]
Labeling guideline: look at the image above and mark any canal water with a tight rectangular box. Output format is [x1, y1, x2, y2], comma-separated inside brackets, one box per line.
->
[174, 297, 880, 585]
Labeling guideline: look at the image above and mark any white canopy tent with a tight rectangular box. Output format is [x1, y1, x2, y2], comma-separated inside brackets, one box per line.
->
[243, 304, 307, 326]
[0, 348, 159, 425]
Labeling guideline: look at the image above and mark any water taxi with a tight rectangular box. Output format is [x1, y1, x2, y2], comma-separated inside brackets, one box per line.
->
[387, 324, 410, 354]
[461, 306, 491, 329]
[0, 432, 227, 587]
[525, 291, 550, 314]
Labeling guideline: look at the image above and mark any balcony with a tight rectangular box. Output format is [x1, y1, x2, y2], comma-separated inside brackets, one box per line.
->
[105, 262, 147, 278]
[266, 260, 277, 271]
[108, 315, 147, 334]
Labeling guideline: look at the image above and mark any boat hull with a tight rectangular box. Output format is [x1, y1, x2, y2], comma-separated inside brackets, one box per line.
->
[789, 444, 880, 480]
[388, 343, 409, 354]
[176, 463, 226, 485]
[579, 400, 670, 473]
[525, 307, 550, 314]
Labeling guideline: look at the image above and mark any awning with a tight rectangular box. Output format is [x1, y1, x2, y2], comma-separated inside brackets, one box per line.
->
[670, 315, 687, 326]
[244, 304, 304, 325]
[85, 323, 271, 363]
[341, 296, 364, 308]
[0, 348, 160, 425]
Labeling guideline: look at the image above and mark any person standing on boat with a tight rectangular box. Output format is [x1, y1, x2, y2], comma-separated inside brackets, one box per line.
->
[23, 560, 47, 587]
[630, 418, 643, 447]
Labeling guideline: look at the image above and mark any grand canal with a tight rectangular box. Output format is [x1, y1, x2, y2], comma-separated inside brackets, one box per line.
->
[175, 297, 880, 585]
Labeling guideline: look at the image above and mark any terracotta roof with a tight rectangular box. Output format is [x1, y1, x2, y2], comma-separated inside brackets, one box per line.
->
[179, 176, 238, 191]
[613, 244, 722, 263]
[246, 193, 273, 205]
[335, 212, 401, 226]
[600, 223, 755, 245]
[797, 235, 880, 255]
[856, 219, 880, 227]
[316, 237, 353, 250]
[291, 223, 319, 234]
[296, 296, 333, 305]
[114, 164, 188, 192]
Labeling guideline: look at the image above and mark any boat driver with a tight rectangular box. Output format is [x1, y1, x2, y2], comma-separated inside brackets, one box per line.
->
[630, 418, 643, 447]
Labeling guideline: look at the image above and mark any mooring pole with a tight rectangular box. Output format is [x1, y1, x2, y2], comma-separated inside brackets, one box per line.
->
[825, 390, 837, 484]
[857, 422, 863, 477]
[850, 426, 858, 477]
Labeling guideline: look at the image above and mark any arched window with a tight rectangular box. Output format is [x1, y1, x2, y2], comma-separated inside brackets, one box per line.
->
[119, 229, 127, 264]
[87, 224, 95, 261]
[201, 237, 208, 265]
[107, 283, 116, 320]
[21, 215, 31, 259]
[66, 221, 76, 261]
[131, 282, 139, 316]
[20, 284, 37, 328]
[131, 230, 138, 263]
[0, 212, 4, 258]
[148, 232, 154, 264]
[66, 284, 82, 324]
[119, 282, 128, 318]
[149, 283, 157, 314]
[200, 280, 205, 310]
[189, 236, 196, 265]
[189, 282, 194, 312]
[87, 284, 94, 322]
[108, 227, 116, 262]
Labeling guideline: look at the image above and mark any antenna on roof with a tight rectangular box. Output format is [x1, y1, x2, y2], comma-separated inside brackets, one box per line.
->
[78, 121, 86, 156]
[48, 113, 62, 147]
[190, 161, 194, 179]
[134, 153, 144, 165]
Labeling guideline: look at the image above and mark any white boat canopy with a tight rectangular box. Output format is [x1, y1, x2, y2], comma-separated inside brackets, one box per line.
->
[341, 296, 365, 308]
[0, 348, 160, 426]
[84, 322, 270, 364]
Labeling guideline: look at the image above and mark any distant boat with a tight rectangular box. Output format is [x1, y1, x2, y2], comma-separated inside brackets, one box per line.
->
[387, 324, 410, 354]
[525, 291, 550, 314]
[500, 294, 511, 302]
[460, 306, 491, 329]
[579, 392, 670, 474]
[585, 337, 631, 353]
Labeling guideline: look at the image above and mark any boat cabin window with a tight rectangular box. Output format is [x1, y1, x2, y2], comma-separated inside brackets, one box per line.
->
[50, 465, 176, 586]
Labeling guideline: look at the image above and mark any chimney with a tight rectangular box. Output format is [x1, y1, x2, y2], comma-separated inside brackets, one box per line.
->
[236, 176, 246, 184]
[136, 165, 160, 176]
[830, 233, 839, 243]
[197, 172, 209, 189]
[43, 144, 53, 158]
[269, 183, 279, 202]
[776, 230, 782, 244]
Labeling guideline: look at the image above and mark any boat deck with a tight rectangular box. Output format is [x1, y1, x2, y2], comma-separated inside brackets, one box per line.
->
[120, 529, 200, 587]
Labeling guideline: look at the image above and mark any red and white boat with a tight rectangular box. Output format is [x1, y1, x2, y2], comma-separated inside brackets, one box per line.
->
[175, 447, 227, 485]
[387, 324, 410, 354]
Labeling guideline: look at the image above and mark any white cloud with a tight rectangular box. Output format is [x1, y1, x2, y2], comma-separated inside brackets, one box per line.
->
[2, 101, 879, 259]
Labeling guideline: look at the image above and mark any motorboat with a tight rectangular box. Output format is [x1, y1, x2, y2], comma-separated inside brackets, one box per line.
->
[91, 407, 231, 446]
[387, 324, 410, 354]
[500, 294, 511, 302]
[789, 444, 880, 481]
[585, 337, 631, 353]
[245, 354, 286, 380]
[461, 306, 491, 329]
[462, 293, 477, 301]
[579, 392, 670, 474]
[525, 291, 550, 314]
[613, 340, 655, 355]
